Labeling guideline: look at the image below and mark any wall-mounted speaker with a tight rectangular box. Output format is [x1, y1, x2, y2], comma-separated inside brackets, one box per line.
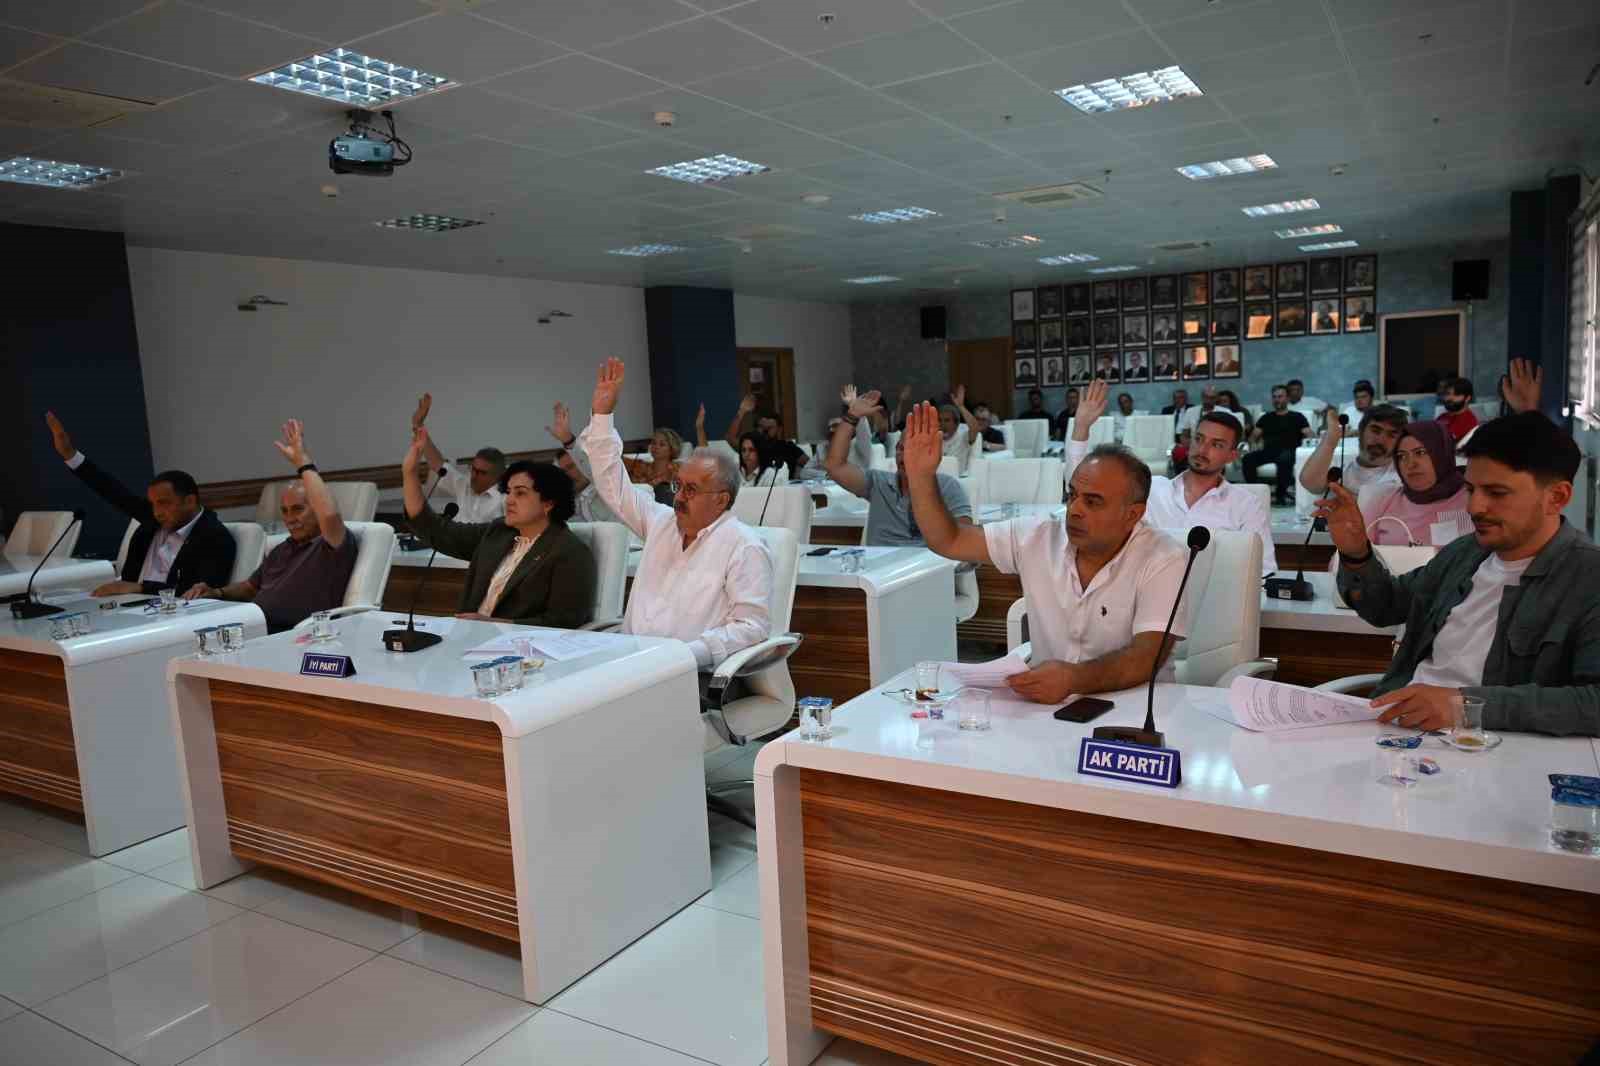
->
[1452, 259, 1489, 301]
[920, 305, 946, 340]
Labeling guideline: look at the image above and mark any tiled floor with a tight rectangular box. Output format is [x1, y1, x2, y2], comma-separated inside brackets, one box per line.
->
[0, 748, 920, 1066]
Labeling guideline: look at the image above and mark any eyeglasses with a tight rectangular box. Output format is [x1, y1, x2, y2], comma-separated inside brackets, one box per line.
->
[670, 480, 729, 500]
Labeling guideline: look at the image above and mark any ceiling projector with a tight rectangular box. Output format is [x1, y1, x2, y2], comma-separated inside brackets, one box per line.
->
[328, 109, 411, 177]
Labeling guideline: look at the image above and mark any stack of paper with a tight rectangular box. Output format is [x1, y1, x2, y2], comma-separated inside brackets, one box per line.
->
[940, 650, 1030, 689]
[1208, 676, 1379, 732]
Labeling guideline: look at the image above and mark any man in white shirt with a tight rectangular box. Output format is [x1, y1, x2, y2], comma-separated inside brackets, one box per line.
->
[580, 358, 773, 669]
[1070, 381, 1276, 576]
[1298, 403, 1406, 498]
[1337, 380, 1377, 436]
[1177, 385, 1219, 438]
[900, 399, 1192, 705]
[545, 402, 628, 525]
[1286, 379, 1327, 423]
[1111, 392, 1140, 443]
[410, 393, 506, 523]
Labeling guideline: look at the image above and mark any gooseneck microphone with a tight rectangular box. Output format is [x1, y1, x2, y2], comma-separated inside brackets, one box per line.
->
[384, 502, 459, 652]
[1094, 526, 1209, 750]
[11, 509, 86, 619]
[756, 454, 782, 527]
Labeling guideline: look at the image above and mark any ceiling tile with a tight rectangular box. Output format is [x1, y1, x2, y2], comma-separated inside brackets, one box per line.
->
[1337, 0, 1507, 66]
[811, 23, 987, 87]
[763, 88, 920, 133]
[484, 54, 665, 109]
[688, 58, 855, 113]
[0, 24, 58, 70]
[86, 3, 324, 78]
[577, 88, 753, 138]
[1326, 0, 1480, 32]
[344, 12, 567, 83]
[947, 0, 1141, 58]
[1152, 0, 1333, 64]
[186, 0, 435, 47]
[593, 16, 787, 82]
[472, 0, 698, 50]
[1208, 69, 1358, 119]
[1505, 24, 1600, 92]
[717, 0, 931, 54]
[0, 0, 151, 37]
[19, 129, 206, 173]
[103, 80, 330, 145]
[1005, 29, 1178, 92]
[9, 43, 222, 105]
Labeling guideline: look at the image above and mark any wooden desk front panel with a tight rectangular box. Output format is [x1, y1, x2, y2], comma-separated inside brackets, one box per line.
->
[0, 648, 81, 812]
[382, 565, 468, 616]
[810, 525, 860, 547]
[208, 680, 518, 941]
[799, 769, 1600, 1066]
[1262, 627, 1395, 687]
[1276, 542, 1335, 572]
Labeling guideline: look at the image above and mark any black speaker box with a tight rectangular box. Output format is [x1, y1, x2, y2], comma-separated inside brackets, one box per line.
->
[1452, 259, 1489, 301]
[920, 305, 946, 339]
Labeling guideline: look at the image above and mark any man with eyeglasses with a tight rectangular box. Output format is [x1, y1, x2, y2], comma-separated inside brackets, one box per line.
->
[410, 393, 506, 523]
[580, 358, 774, 669]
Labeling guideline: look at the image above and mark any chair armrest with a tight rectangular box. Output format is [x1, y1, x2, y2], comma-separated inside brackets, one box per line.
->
[1216, 659, 1277, 688]
[579, 616, 624, 632]
[1313, 673, 1385, 696]
[954, 561, 979, 575]
[711, 633, 802, 683]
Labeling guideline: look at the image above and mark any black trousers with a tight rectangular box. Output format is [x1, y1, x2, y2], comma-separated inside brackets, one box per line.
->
[1242, 447, 1296, 498]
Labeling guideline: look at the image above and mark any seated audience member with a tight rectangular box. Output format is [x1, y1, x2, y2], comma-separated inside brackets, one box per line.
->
[1436, 376, 1479, 443]
[46, 411, 235, 597]
[629, 421, 686, 502]
[1340, 380, 1377, 436]
[1285, 379, 1326, 422]
[736, 431, 783, 487]
[1070, 381, 1276, 576]
[546, 401, 629, 524]
[1348, 420, 1471, 546]
[183, 421, 356, 633]
[1244, 385, 1312, 505]
[823, 386, 973, 546]
[1169, 428, 1191, 477]
[1320, 412, 1598, 736]
[1050, 388, 1081, 440]
[1178, 385, 1220, 437]
[581, 358, 773, 669]
[901, 400, 1193, 703]
[1161, 389, 1190, 417]
[723, 394, 807, 478]
[402, 428, 595, 626]
[1299, 404, 1406, 497]
[410, 394, 506, 523]
[1019, 388, 1052, 422]
[969, 401, 1007, 451]
[1111, 392, 1138, 442]
[1215, 389, 1253, 437]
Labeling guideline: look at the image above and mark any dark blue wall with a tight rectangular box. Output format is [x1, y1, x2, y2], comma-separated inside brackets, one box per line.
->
[645, 286, 738, 439]
[3, 223, 153, 559]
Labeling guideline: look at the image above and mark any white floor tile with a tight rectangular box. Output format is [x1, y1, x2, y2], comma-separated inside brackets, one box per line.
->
[707, 746, 761, 786]
[708, 815, 757, 887]
[0, 874, 240, 1006]
[145, 857, 197, 892]
[251, 873, 421, 952]
[199, 870, 289, 911]
[0, 848, 138, 929]
[551, 904, 767, 1066]
[102, 830, 191, 874]
[180, 955, 533, 1066]
[810, 1037, 925, 1065]
[470, 1010, 706, 1066]
[696, 860, 759, 920]
[0, 997, 19, 1024]
[0, 1012, 129, 1066]
[37, 911, 372, 1066]
[0, 802, 91, 856]
[387, 923, 524, 999]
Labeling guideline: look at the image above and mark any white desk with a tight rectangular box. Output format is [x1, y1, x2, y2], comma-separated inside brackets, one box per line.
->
[168, 613, 708, 1003]
[757, 679, 1600, 1066]
[1259, 570, 1402, 686]
[0, 555, 115, 599]
[0, 593, 266, 854]
[380, 545, 470, 614]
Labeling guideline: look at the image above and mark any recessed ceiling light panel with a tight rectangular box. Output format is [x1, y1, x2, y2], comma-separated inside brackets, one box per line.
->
[851, 206, 940, 224]
[1175, 154, 1277, 180]
[970, 234, 1042, 249]
[1037, 253, 1098, 265]
[0, 155, 126, 189]
[1299, 239, 1359, 251]
[646, 154, 770, 184]
[1242, 198, 1320, 217]
[1086, 264, 1139, 274]
[375, 214, 482, 232]
[844, 275, 901, 284]
[1055, 65, 1202, 113]
[1276, 223, 1342, 238]
[607, 243, 688, 257]
[253, 49, 455, 106]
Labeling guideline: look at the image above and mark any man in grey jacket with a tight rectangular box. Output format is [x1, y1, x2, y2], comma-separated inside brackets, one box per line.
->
[1317, 412, 1598, 736]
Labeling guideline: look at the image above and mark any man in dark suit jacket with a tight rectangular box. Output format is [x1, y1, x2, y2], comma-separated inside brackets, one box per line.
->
[46, 411, 235, 598]
[402, 430, 596, 626]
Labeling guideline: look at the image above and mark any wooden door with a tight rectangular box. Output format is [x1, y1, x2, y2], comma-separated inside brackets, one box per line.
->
[735, 348, 798, 436]
[948, 338, 1014, 418]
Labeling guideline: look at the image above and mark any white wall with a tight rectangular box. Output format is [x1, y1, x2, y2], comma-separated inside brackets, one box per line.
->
[127, 247, 653, 483]
[733, 293, 852, 443]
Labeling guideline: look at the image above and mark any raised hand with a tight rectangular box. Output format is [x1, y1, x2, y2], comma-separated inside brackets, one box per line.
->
[1501, 357, 1542, 413]
[411, 393, 432, 431]
[847, 389, 882, 421]
[952, 383, 967, 408]
[898, 384, 912, 402]
[275, 419, 311, 468]
[44, 411, 75, 461]
[1075, 379, 1109, 433]
[403, 426, 429, 472]
[901, 402, 943, 478]
[1311, 480, 1370, 558]
[1324, 406, 1341, 436]
[545, 401, 572, 444]
[694, 403, 706, 429]
[592, 358, 624, 415]
[738, 393, 757, 416]
[840, 384, 856, 408]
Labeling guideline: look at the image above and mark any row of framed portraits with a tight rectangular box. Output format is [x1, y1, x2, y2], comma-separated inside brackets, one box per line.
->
[1013, 293, 1376, 352]
[1014, 344, 1242, 388]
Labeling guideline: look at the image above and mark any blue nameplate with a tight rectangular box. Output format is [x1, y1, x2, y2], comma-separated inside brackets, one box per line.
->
[300, 652, 356, 679]
[1078, 738, 1182, 788]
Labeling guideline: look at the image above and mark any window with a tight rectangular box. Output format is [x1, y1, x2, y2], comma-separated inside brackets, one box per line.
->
[1572, 213, 1598, 429]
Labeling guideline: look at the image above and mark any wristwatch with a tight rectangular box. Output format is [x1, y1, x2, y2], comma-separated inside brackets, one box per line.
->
[297, 463, 318, 476]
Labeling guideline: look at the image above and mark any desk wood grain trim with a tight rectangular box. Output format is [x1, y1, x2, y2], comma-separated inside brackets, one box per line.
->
[208, 680, 517, 940]
[0, 648, 82, 812]
[1261, 627, 1395, 687]
[380, 566, 468, 616]
[799, 769, 1600, 1066]
[789, 586, 873, 705]
[809, 526, 862, 547]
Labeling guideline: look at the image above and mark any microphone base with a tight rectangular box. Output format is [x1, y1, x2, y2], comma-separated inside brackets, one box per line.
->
[1264, 575, 1314, 601]
[1092, 725, 1165, 748]
[11, 599, 66, 620]
[382, 627, 443, 653]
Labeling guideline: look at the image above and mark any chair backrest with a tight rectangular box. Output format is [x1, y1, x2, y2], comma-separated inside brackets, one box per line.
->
[1125, 415, 1174, 454]
[223, 522, 267, 585]
[869, 442, 887, 467]
[254, 483, 281, 527]
[980, 458, 1065, 505]
[733, 484, 814, 545]
[4, 511, 79, 558]
[870, 455, 959, 479]
[114, 517, 140, 573]
[1008, 418, 1050, 459]
[568, 521, 629, 623]
[261, 521, 395, 608]
[325, 481, 379, 522]
[748, 526, 801, 634]
[1169, 528, 1256, 687]
[885, 431, 902, 454]
[704, 440, 739, 467]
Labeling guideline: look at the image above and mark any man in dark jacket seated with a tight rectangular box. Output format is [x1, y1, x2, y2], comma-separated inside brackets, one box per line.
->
[46, 410, 235, 598]
[401, 428, 596, 627]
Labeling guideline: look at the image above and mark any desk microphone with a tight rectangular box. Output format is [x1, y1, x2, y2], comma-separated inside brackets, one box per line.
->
[756, 456, 782, 527]
[11, 509, 87, 619]
[1094, 526, 1208, 751]
[1312, 413, 1348, 534]
[384, 502, 458, 652]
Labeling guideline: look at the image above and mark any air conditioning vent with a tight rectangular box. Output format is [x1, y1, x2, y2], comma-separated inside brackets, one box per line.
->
[993, 182, 1103, 207]
[1154, 239, 1212, 252]
[0, 80, 155, 129]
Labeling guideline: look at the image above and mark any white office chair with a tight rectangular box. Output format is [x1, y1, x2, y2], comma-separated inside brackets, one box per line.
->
[975, 458, 1065, 506]
[4, 511, 80, 559]
[704, 527, 803, 828]
[262, 521, 396, 626]
[254, 483, 281, 529]
[326, 481, 379, 522]
[223, 522, 267, 585]
[113, 517, 140, 574]
[568, 521, 630, 631]
[733, 483, 814, 545]
[1008, 419, 1050, 459]
[1124, 415, 1174, 470]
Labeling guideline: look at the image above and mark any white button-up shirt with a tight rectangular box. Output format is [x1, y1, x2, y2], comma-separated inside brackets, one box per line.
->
[1064, 439, 1277, 576]
[984, 518, 1189, 676]
[1290, 396, 1328, 422]
[582, 412, 773, 667]
[66, 450, 202, 582]
[434, 463, 504, 524]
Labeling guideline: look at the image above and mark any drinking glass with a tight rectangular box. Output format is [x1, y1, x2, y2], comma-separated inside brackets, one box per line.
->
[49, 616, 73, 641]
[839, 550, 863, 574]
[1001, 502, 1019, 520]
[68, 612, 91, 637]
[220, 622, 245, 652]
[1551, 792, 1600, 855]
[496, 657, 524, 692]
[193, 626, 219, 657]
[798, 696, 833, 741]
[471, 662, 500, 698]
[310, 611, 335, 643]
[158, 587, 179, 613]
[1449, 695, 1493, 752]
[955, 687, 991, 731]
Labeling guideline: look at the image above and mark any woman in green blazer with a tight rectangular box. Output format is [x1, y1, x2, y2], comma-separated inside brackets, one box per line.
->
[402, 428, 596, 627]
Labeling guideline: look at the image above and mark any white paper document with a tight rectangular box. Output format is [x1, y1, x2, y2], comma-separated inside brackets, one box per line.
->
[462, 628, 625, 662]
[940, 650, 1030, 689]
[1210, 676, 1379, 732]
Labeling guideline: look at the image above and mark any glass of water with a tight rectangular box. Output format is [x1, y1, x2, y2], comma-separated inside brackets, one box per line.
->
[1551, 791, 1600, 855]
[955, 687, 991, 731]
[797, 696, 833, 740]
[496, 657, 524, 692]
[220, 622, 245, 653]
[839, 550, 863, 574]
[1448, 695, 1498, 751]
[48, 615, 74, 641]
[310, 611, 335, 642]
[159, 587, 179, 613]
[68, 612, 91, 637]
[471, 661, 500, 698]
[193, 626, 219, 657]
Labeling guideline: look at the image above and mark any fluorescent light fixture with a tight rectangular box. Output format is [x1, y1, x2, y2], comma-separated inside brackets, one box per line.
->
[844, 275, 901, 284]
[253, 48, 454, 106]
[1038, 254, 1099, 265]
[1176, 155, 1277, 180]
[647, 154, 769, 184]
[375, 214, 482, 232]
[1299, 239, 1359, 251]
[1242, 198, 1320, 217]
[970, 235, 1042, 249]
[1086, 264, 1138, 274]
[851, 206, 940, 224]
[607, 243, 688, 257]
[1055, 66, 1202, 114]
[1275, 223, 1342, 239]
[0, 155, 126, 189]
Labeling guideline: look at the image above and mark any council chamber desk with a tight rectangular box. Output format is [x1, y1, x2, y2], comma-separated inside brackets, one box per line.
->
[380, 545, 469, 615]
[1261, 570, 1401, 686]
[0, 593, 266, 854]
[167, 613, 708, 1003]
[0, 554, 115, 599]
[756, 680, 1600, 1066]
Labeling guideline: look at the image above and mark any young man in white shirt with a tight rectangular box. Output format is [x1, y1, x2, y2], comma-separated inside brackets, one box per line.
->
[1298, 403, 1406, 498]
[1070, 380, 1277, 576]
[409, 393, 506, 523]
[1337, 380, 1377, 437]
[580, 358, 773, 669]
[1285, 379, 1327, 423]
[900, 399, 1192, 706]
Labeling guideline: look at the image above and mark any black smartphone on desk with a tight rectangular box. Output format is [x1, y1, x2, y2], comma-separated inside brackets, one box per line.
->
[1053, 697, 1115, 723]
[806, 547, 836, 556]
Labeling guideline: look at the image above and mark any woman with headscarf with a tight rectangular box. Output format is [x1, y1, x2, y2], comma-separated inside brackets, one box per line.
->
[1355, 419, 1470, 546]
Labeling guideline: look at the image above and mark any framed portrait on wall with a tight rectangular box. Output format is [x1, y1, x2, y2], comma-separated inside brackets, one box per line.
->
[1211, 268, 1240, 302]
[1037, 285, 1063, 319]
[1065, 283, 1090, 315]
[1180, 308, 1209, 340]
[1042, 355, 1065, 386]
[1014, 356, 1038, 386]
[1151, 348, 1179, 381]
[1309, 256, 1342, 295]
[1123, 350, 1152, 382]
[1092, 281, 1120, 313]
[1344, 294, 1376, 332]
[1211, 304, 1241, 340]
[1121, 312, 1149, 346]
[1245, 301, 1274, 339]
[1212, 343, 1241, 378]
[1121, 276, 1148, 310]
[1040, 319, 1064, 350]
[1093, 315, 1120, 347]
[1276, 261, 1307, 298]
[1014, 320, 1037, 350]
[1068, 353, 1093, 385]
[1243, 265, 1273, 299]
[1011, 288, 1035, 320]
[1344, 254, 1376, 293]
[1310, 297, 1341, 334]
[1182, 272, 1210, 307]
[1149, 275, 1179, 309]
[1066, 317, 1091, 349]
[1276, 300, 1308, 337]
[1150, 311, 1180, 344]
[1094, 350, 1122, 382]
[1181, 344, 1210, 381]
